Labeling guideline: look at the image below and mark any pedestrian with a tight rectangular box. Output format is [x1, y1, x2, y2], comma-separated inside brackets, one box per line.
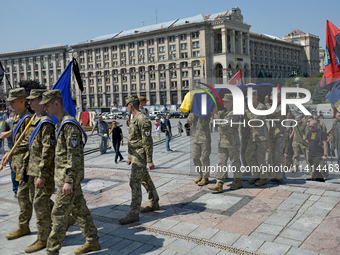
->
[41, 90, 100, 255]
[139, 96, 150, 118]
[160, 115, 165, 123]
[154, 117, 161, 140]
[118, 95, 159, 225]
[177, 119, 183, 136]
[0, 110, 19, 197]
[1, 88, 33, 241]
[305, 119, 328, 182]
[3, 89, 56, 253]
[165, 113, 172, 151]
[245, 90, 268, 186]
[109, 120, 124, 164]
[89, 115, 109, 154]
[208, 94, 242, 192]
[187, 112, 212, 186]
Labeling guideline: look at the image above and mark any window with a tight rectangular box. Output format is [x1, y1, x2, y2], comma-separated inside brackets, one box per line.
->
[112, 46, 117, 51]
[181, 52, 188, 59]
[96, 55, 101, 60]
[171, 81, 177, 88]
[194, 70, 201, 77]
[138, 41, 144, 47]
[170, 45, 176, 51]
[148, 39, 154, 45]
[149, 56, 155, 63]
[130, 50, 135, 57]
[104, 54, 109, 60]
[49, 70, 53, 76]
[159, 55, 166, 61]
[104, 47, 109, 52]
[170, 54, 176, 60]
[98, 78, 102, 84]
[96, 49, 100, 54]
[129, 42, 135, 48]
[148, 48, 155, 54]
[182, 71, 188, 78]
[160, 72, 166, 80]
[180, 34, 187, 40]
[121, 52, 126, 58]
[192, 31, 199, 38]
[192, 41, 200, 49]
[150, 82, 156, 89]
[130, 58, 136, 65]
[96, 63, 102, 68]
[159, 64, 165, 71]
[112, 53, 118, 59]
[181, 62, 188, 68]
[169, 36, 176, 42]
[159, 46, 165, 53]
[192, 60, 200, 67]
[120, 44, 126, 50]
[139, 56, 145, 64]
[139, 49, 145, 55]
[171, 71, 177, 78]
[160, 82, 166, 89]
[87, 50, 92, 55]
[140, 83, 146, 90]
[181, 43, 187, 50]
[158, 37, 165, 44]
[192, 51, 200, 57]
[88, 56, 93, 62]
[182, 80, 189, 87]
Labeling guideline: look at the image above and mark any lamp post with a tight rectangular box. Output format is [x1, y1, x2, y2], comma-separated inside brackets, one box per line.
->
[294, 77, 300, 99]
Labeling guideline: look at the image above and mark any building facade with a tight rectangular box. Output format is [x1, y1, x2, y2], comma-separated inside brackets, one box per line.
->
[0, 7, 320, 111]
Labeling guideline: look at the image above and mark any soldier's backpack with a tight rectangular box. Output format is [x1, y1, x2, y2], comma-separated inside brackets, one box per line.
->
[160, 122, 166, 133]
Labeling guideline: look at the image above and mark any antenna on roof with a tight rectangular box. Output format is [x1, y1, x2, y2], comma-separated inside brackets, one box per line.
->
[155, 9, 158, 24]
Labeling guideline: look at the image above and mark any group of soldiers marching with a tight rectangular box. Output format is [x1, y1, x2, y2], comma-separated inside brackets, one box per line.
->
[189, 89, 334, 193]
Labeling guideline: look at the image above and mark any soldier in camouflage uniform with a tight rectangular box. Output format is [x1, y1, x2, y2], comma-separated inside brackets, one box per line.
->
[208, 94, 242, 192]
[41, 90, 100, 255]
[187, 112, 212, 186]
[292, 114, 309, 172]
[4, 90, 56, 253]
[119, 95, 159, 225]
[1, 88, 33, 240]
[245, 90, 268, 186]
[265, 92, 287, 182]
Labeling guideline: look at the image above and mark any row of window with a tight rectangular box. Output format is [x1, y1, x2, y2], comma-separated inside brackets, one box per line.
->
[3, 54, 61, 65]
[5, 62, 62, 72]
[80, 32, 200, 56]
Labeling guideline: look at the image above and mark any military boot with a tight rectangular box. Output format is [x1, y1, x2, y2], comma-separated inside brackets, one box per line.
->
[197, 178, 209, 186]
[5, 225, 30, 240]
[74, 241, 101, 254]
[141, 201, 160, 213]
[255, 178, 267, 186]
[248, 178, 259, 184]
[118, 213, 139, 225]
[230, 179, 243, 190]
[24, 240, 47, 253]
[208, 182, 223, 192]
[194, 177, 202, 183]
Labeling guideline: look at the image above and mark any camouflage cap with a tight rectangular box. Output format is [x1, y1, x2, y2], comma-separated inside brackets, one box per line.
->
[39, 90, 63, 105]
[125, 95, 139, 106]
[222, 93, 233, 102]
[7, 88, 26, 102]
[27, 89, 47, 99]
[139, 96, 148, 102]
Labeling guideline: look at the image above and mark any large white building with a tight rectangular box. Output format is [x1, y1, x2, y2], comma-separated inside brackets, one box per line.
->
[0, 7, 320, 110]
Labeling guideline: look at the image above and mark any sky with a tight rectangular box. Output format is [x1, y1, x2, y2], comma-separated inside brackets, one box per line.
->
[1, 0, 340, 53]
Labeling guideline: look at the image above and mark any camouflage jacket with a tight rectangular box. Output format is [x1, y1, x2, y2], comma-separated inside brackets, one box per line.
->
[216, 109, 240, 149]
[21, 113, 56, 178]
[265, 103, 287, 138]
[329, 120, 339, 149]
[128, 112, 153, 164]
[245, 102, 268, 142]
[187, 113, 211, 144]
[11, 109, 32, 173]
[55, 112, 85, 187]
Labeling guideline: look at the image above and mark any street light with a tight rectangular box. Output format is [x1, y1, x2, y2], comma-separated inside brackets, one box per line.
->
[294, 77, 300, 99]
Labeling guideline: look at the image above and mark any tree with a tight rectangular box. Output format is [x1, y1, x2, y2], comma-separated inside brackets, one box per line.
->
[312, 85, 328, 104]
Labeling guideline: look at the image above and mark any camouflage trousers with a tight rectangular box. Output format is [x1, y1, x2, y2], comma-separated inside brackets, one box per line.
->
[267, 136, 285, 179]
[129, 163, 159, 214]
[245, 140, 268, 179]
[216, 146, 242, 183]
[28, 176, 55, 241]
[192, 142, 211, 179]
[46, 185, 98, 254]
[17, 179, 33, 228]
[293, 143, 309, 171]
[308, 156, 327, 179]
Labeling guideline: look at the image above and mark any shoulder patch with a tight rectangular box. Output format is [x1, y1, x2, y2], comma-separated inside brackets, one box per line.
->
[70, 132, 79, 147]
[144, 125, 151, 137]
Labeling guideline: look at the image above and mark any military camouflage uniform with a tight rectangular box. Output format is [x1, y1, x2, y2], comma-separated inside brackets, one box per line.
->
[293, 121, 309, 170]
[20, 113, 55, 241]
[215, 109, 241, 183]
[245, 102, 268, 179]
[128, 112, 159, 214]
[187, 113, 211, 179]
[46, 113, 98, 254]
[266, 103, 287, 178]
[11, 110, 33, 229]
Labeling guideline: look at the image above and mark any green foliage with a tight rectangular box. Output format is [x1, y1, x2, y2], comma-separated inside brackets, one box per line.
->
[312, 85, 328, 104]
[18, 80, 46, 96]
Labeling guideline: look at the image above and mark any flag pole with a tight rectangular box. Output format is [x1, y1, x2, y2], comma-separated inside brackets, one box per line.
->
[0, 113, 36, 171]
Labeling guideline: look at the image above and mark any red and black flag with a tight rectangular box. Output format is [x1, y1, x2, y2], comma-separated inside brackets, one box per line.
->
[321, 20, 340, 89]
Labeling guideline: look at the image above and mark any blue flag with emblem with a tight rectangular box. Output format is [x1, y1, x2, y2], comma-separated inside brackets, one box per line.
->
[50, 61, 75, 123]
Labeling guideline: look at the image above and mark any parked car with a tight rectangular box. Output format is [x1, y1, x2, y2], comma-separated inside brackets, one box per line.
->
[170, 111, 182, 118]
[321, 111, 334, 119]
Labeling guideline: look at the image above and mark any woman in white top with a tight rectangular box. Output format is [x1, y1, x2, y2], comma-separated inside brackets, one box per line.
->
[154, 117, 161, 140]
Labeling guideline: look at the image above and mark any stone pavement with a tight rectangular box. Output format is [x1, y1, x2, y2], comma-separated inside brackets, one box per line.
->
[0, 119, 340, 254]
